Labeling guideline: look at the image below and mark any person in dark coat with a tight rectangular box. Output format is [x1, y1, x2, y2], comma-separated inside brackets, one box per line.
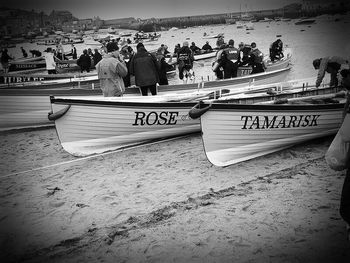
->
[176, 41, 194, 81]
[1, 48, 12, 73]
[214, 49, 235, 79]
[77, 49, 91, 73]
[249, 42, 265, 74]
[129, 43, 160, 96]
[21, 47, 28, 58]
[269, 39, 284, 62]
[202, 41, 213, 52]
[190, 42, 201, 54]
[155, 47, 173, 85]
[93, 49, 102, 65]
[71, 45, 77, 59]
[120, 45, 135, 87]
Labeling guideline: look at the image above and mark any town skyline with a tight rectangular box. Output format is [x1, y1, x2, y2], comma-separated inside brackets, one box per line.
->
[3, 0, 302, 20]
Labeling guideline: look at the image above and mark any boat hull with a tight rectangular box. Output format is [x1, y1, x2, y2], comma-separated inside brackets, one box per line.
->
[50, 98, 199, 156]
[199, 103, 344, 166]
[0, 67, 291, 131]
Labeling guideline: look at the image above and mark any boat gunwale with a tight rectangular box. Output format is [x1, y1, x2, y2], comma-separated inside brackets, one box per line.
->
[50, 96, 198, 108]
[198, 101, 345, 111]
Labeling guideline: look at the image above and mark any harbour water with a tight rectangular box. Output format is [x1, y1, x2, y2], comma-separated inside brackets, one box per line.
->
[6, 13, 350, 85]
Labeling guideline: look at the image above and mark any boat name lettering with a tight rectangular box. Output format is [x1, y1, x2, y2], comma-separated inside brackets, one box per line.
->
[2, 76, 45, 84]
[132, 111, 179, 126]
[240, 115, 320, 129]
[57, 63, 70, 68]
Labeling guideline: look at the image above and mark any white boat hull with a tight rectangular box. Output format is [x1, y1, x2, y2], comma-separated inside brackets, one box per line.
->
[51, 99, 200, 156]
[199, 103, 344, 166]
[0, 67, 291, 131]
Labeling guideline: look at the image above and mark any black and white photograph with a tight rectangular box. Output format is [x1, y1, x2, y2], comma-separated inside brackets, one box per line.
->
[1, 0, 350, 262]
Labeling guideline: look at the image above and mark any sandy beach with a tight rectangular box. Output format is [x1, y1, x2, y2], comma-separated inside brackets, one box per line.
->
[0, 127, 349, 263]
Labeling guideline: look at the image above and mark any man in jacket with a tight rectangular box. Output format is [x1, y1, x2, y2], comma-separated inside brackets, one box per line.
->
[313, 56, 349, 88]
[77, 49, 92, 73]
[177, 41, 194, 82]
[249, 42, 265, 74]
[130, 43, 160, 96]
[95, 46, 128, 97]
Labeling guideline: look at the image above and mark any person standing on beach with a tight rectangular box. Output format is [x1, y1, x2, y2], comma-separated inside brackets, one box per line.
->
[71, 44, 77, 59]
[129, 42, 160, 96]
[43, 47, 58, 74]
[95, 46, 128, 97]
[77, 49, 92, 73]
[176, 41, 194, 82]
[313, 56, 349, 88]
[223, 39, 240, 77]
[155, 47, 173, 85]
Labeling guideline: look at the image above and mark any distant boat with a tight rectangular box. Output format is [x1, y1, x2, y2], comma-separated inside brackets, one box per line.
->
[202, 33, 224, 39]
[295, 18, 316, 25]
[260, 17, 273, 22]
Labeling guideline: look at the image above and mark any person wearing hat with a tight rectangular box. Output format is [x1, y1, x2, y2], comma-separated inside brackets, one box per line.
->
[202, 41, 213, 52]
[176, 41, 194, 81]
[95, 45, 128, 97]
[313, 56, 349, 88]
[129, 42, 160, 96]
[190, 42, 201, 54]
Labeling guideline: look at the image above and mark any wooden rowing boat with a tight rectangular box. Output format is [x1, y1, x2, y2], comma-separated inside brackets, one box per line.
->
[48, 80, 338, 156]
[188, 92, 346, 167]
[0, 66, 291, 131]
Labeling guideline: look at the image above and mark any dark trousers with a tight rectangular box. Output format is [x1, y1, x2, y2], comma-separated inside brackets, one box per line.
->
[340, 168, 350, 225]
[140, 84, 157, 96]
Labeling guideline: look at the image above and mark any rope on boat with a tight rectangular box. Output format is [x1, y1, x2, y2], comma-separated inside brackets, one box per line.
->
[48, 105, 71, 121]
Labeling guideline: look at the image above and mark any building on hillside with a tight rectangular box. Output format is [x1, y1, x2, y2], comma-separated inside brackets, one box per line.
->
[103, 17, 137, 28]
[301, 0, 349, 14]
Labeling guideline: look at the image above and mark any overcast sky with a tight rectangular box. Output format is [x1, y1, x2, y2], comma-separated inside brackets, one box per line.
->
[4, 0, 302, 19]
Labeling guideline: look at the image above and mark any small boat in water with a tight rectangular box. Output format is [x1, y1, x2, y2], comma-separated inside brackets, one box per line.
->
[202, 33, 224, 39]
[189, 91, 345, 167]
[294, 18, 316, 25]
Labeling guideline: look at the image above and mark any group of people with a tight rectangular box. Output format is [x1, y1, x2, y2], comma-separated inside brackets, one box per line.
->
[212, 39, 266, 79]
[96, 41, 172, 97]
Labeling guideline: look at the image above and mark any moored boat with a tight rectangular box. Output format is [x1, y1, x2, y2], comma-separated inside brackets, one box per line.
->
[294, 18, 316, 25]
[0, 66, 291, 132]
[189, 92, 346, 167]
[49, 79, 339, 157]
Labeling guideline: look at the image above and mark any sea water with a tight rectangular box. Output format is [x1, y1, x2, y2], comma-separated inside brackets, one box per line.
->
[6, 13, 350, 85]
